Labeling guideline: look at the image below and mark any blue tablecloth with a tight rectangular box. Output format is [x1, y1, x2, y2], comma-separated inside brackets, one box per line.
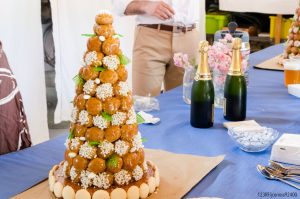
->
[1, 44, 300, 199]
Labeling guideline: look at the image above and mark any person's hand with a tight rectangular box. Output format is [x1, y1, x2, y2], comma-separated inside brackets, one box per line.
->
[144, 1, 175, 20]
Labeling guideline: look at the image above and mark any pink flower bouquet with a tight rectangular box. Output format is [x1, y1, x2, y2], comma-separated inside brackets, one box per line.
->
[208, 33, 250, 108]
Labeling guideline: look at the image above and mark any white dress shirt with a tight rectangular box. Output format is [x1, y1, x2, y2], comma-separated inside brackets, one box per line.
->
[112, 0, 200, 25]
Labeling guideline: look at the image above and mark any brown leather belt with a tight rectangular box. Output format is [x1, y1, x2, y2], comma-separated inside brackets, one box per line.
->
[139, 24, 196, 33]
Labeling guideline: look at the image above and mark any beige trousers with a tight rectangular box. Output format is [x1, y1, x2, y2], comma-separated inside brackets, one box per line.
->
[132, 25, 200, 96]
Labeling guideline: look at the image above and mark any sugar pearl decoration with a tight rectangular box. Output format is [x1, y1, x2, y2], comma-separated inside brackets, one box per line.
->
[96, 83, 113, 100]
[83, 80, 96, 95]
[70, 137, 81, 151]
[93, 172, 111, 189]
[84, 51, 99, 66]
[98, 140, 114, 157]
[63, 161, 69, 176]
[93, 115, 108, 130]
[126, 108, 137, 125]
[102, 55, 120, 70]
[79, 142, 96, 159]
[118, 81, 130, 96]
[114, 140, 129, 156]
[112, 111, 127, 126]
[130, 132, 144, 152]
[78, 110, 89, 125]
[80, 170, 93, 189]
[132, 165, 143, 181]
[114, 169, 131, 186]
[70, 166, 78, 181]
[70, 106, 78, 123]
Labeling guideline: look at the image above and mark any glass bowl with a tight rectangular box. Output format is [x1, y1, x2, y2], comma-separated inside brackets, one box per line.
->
[228, 126, 279, 152]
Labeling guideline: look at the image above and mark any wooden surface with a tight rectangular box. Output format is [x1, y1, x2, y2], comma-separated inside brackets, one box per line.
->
[12, 149, 225, 199]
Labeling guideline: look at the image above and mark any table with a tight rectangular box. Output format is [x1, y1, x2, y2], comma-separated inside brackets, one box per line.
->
[1, 44, 300, 199]
[219, 0, 299, 44]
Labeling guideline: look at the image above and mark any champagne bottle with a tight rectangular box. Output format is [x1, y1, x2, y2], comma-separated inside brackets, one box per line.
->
[223, 38, 247, 121]
[190, 41, 214, 128]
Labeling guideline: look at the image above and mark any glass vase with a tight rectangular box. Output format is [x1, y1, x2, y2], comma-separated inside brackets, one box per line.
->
[182, 67, 196, 104]
[212, 70, 227, 108]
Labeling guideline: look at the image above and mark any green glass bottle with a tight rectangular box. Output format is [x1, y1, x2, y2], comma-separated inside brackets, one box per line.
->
[223, 38, 247, 121]
[190, 41, 214, 128]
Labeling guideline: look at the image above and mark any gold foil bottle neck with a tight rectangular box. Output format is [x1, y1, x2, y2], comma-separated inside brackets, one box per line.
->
[232, 37, 242, 50]
[199, 40, 209, 53]
[228, 38, 243, 76]
[195, 41, 211, 81]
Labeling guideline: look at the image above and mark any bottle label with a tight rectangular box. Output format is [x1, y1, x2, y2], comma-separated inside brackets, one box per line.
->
[223, 98, 226, 116]
[194, 73, 212, 81]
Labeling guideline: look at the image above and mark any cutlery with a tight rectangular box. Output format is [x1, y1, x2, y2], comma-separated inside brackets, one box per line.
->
[264, 166, 300, 183]
[269, 160, 300, 176]
[257, 165, 300, 190]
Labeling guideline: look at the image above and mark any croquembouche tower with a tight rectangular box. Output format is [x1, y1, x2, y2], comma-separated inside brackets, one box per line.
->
[284, 6, 300, 59]
[48, 11, 159, 199]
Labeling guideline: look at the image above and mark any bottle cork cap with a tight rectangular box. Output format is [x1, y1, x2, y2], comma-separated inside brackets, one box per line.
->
[199, 40, 209, 53]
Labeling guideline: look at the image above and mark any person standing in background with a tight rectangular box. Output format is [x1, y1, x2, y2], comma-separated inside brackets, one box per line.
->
[112, 0, 201, 96]
[0, 41, 31, 155]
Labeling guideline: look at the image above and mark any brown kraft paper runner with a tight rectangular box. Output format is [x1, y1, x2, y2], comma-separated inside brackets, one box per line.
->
[254, 55, 284, 71]
[12, 149, 225, 199]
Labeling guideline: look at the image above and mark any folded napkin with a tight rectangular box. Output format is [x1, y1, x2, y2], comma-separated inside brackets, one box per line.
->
[271, 133, 300, 165]
[223, 120, 261, 129]
[138, 111, 160, 124]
